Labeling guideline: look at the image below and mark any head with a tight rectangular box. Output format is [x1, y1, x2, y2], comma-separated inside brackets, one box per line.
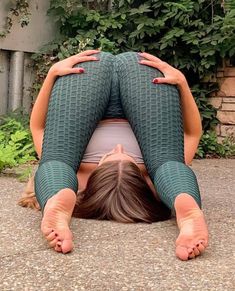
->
[74, 145, 171, 223]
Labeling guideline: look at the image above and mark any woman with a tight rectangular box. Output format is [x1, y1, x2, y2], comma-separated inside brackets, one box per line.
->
[24, 50, 208, 260]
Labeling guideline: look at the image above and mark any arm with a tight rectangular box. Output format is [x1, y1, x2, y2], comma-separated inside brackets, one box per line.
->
[177, 79, 202, 165]
[30, 50, 100, 159]
[138, 52, 202, 165]
[30, 71, 57, 159]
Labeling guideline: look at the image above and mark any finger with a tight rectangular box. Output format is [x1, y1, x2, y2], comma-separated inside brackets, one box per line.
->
[77, 49, 100, 57]
[60, 68, 84, 76]
[72, 55, 99, 64]
[138, 52, 162, 63]
[139, 59, 166, 71]
[70, 68, 85, 74]
[152, 78, 173, 84]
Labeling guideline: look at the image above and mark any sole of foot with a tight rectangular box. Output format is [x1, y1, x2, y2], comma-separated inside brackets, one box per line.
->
[174, 193, 209, 261]
[41, 188, 76, 254]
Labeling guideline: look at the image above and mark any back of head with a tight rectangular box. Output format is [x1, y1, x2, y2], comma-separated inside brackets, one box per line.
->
[74, 160, 171, 223]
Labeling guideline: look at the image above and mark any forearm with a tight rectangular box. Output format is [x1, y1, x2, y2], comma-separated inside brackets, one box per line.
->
[178, 78, 202, 137]
[30, 69, 57, 131]
[177, 78, 202, 164]
[30, 69, 57, 160]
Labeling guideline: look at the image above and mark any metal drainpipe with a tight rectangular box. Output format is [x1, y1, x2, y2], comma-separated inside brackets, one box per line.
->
[8, 51, 24, 112]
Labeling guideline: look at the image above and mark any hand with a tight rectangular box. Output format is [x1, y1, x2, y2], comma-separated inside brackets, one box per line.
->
[138, 52, 186, 86]
[49, 49, 100, 77]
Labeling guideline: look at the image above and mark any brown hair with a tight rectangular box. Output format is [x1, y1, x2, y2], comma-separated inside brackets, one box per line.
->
[73, 161, 171, 223]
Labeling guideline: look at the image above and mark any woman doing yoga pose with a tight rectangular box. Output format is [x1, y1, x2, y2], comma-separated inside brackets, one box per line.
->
[27, 50, 208, 260]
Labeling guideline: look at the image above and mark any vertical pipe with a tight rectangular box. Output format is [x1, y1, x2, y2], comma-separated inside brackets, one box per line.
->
[23, 53, 34, 114]
[8, 51, 24, 112]
[108, 0, 113, 11]
[0, 49, 9, 115]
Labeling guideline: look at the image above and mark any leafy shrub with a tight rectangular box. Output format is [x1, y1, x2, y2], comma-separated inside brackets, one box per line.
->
[32, 0, 235, 131]
[197, 130, 235, 158]
[0, 112, 37, 173]
[29, 0, 235, 158]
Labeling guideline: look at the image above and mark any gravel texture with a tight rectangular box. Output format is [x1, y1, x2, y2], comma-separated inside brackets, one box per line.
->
[0, 159, 234, 291]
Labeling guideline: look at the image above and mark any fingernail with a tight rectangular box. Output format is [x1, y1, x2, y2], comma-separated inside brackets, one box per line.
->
[79, 68, 85, 73]
[152, 78, 158, 84]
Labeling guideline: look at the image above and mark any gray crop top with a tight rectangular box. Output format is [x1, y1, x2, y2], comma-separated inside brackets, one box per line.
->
[82, 121, 144, 164]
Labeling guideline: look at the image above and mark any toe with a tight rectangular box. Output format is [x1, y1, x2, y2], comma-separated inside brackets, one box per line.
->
[188, 249, 196, 259]
[196, 242, 205, 253]
[200, 239, 208, 248]
[175, 246, 189, 261]
[46, 231, 58, 242]
[61, 240, 74, 254]
[54, 241, 62, 253]
[192, 247, 200, 256]
[49, 238, 60, 248]
[42, 227, 54, 237]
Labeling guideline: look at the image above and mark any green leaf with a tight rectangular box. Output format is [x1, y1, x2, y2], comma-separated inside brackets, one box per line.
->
[137, 23, 144, 31]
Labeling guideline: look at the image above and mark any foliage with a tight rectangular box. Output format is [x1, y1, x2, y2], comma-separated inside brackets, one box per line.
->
[0, 112, 37, 173]
[31, 0, 235, 131]
[17, 0, 235, 159]
[197, 130, 235, 158]
[0, 0, 31, 38]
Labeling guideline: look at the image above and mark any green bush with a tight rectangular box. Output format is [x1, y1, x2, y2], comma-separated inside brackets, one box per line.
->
[0, 112, 37, 173]
[32, 0, 235, 131]
[24, 0, 235, 160]
[197, 130, 235, 158]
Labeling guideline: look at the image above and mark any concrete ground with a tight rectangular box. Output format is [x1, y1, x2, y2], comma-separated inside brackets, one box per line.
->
[0, 159, 234, 291]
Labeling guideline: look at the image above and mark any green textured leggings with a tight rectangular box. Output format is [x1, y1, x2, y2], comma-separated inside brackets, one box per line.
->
[35, 52, 201, 212]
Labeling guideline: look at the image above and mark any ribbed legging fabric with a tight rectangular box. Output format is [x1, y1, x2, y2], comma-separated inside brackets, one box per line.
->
[35, 52, 201, 212]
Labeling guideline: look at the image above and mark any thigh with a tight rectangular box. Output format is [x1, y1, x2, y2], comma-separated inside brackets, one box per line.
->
[116, 52, 184, 179]
[41, 52, 114, 171]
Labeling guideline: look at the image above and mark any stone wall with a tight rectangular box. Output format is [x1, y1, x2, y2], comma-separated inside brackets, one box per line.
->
[209, 64, 235, 141]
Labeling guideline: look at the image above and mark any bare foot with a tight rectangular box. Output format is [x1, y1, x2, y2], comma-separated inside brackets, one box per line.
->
[41, 188, 76, 254]
[174, 193, 209, 261]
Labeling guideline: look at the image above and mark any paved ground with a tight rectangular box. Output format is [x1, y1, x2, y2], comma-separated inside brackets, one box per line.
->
[0, 159, 234, 291]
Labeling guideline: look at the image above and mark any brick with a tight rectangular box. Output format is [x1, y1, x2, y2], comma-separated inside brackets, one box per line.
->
[220, 125, 235, 137]
[224, 67, 235, 77]
[216, 90, 226, 97]
[217, 111, 235, 124]
[217, 63, 225, 72]
[223, 97, 235, 103]
[218, 77, 235, 96]
[221, 103, 235, 111]
[216, 71, 224, 78]
[208, 97, 222, 109]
